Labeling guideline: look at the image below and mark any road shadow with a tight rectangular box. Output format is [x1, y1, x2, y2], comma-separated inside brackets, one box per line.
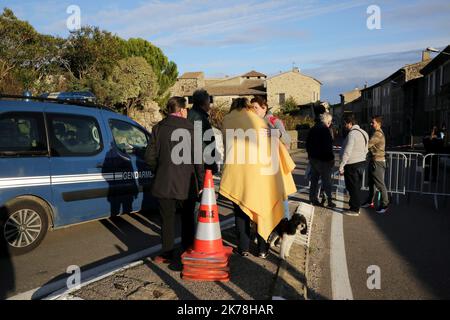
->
[141, 226, 308, 300]
[143, 259, 198, 300]
[30, 212, 161, 299]
[281, 259, 329, 300]
[364, 194, 450, 298]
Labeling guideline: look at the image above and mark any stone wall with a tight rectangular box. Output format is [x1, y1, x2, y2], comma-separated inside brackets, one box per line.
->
[129, 100, 163, 132]
[266, 71, 321, 112]
[212, 95, 255, 110]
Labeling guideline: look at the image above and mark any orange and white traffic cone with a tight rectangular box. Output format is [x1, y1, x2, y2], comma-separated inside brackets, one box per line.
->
[181, 170, 233, 282]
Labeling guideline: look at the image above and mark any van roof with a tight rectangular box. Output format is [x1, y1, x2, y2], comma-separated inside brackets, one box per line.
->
[0, 94, 115, 113]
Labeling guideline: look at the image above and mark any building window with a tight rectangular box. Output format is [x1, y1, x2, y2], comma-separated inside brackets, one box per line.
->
[440, 66, 444, 86]
[279, 93, 286, 105]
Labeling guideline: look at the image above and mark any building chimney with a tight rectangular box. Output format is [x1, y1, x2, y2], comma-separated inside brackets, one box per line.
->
[422, 50, 431, 62]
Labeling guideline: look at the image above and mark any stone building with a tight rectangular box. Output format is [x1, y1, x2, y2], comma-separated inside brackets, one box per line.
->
[171, 68, 321, 112]
[339, 88, 363, 128]
[170, 72, 206, 98]
[265, 67, 321, 111]
[420, 45, 450, 134]
[360, 52, 431, 145]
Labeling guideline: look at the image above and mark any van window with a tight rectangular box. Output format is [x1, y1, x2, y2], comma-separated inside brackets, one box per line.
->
[109, 120, 148, 158]
[47, 114, 103, 157]
[0, 112, 48, 157]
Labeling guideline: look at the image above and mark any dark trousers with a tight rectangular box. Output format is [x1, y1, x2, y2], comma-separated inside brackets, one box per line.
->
[309, 158, 334, 202]
[344, 161, 366, 211]
[158, 198, 196, 253]
[233, 203, 267, 253]
[367, 160, 389, 207]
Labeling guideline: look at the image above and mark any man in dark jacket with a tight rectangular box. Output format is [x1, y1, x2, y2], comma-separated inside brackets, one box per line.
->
[306, 112, 336, 208]
[187, 89, 218, 174]
[145, 97, 204, 263]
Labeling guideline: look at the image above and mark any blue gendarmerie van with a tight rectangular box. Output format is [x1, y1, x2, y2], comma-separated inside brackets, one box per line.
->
[0, 95, 154, 255]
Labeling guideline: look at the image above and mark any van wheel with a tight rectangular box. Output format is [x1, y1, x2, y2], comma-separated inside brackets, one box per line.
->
[0, 198, 49, 256]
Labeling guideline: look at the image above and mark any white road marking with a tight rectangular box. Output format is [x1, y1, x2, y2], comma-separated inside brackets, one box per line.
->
[7, 217, 236, 300]
[330, 176, 354, 300]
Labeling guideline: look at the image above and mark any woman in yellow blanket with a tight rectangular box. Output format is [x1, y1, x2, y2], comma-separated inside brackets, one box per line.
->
[219, 98, 297, 258]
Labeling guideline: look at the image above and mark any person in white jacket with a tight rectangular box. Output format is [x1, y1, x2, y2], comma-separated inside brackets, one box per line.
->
[339, 114, 369, 216]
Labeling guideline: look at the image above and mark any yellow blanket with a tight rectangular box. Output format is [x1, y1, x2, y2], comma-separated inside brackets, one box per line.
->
[219, 109, 297, 240]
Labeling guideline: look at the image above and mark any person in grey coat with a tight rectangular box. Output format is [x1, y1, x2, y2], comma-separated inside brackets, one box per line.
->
[339, 114, 369, 216]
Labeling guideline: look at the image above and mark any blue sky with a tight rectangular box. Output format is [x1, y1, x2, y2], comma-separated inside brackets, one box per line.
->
[3, 0, 450, 103]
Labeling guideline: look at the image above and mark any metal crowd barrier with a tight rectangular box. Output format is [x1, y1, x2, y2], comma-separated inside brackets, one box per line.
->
[421, 154, 450, 209]
[360, 151, 450, 209]
[301, 150, 449, 210]
[361, 152, 408, 196]
[400, 152, 425, 194]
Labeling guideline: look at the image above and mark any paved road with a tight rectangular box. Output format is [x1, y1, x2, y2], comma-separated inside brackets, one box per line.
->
[0, 149, 308, 300]
[297, 148, 450, 300]
[5, 150, 447, 300]
[0, 194, 234, 299]
[343, 195, 450, 299]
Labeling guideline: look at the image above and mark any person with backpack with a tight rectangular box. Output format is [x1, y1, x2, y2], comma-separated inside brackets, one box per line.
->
[339, 114, 369, 216]
[361, 115, 389, 213]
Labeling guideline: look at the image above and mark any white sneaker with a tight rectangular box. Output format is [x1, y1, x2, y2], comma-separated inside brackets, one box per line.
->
[343, 210, 360, 216]
[376, 206, 389, 214]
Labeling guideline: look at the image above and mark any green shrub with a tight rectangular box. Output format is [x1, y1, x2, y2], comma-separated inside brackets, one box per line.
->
[274, 113, 315, 130]
[281, 96, 298, 114]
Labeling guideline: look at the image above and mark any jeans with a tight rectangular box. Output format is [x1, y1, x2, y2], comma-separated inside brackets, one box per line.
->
[367, 160, 389, 207]
[233, 203, 268, 253]
[344, 161, 366, 211]
[309, 158, 334, 202]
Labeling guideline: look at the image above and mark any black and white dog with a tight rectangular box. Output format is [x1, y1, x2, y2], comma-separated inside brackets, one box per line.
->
[268, 210, 308, 260]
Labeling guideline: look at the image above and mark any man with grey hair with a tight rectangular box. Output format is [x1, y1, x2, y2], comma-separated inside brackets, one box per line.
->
[187, 89, 218, 174]
[306, 112, 336, 208]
